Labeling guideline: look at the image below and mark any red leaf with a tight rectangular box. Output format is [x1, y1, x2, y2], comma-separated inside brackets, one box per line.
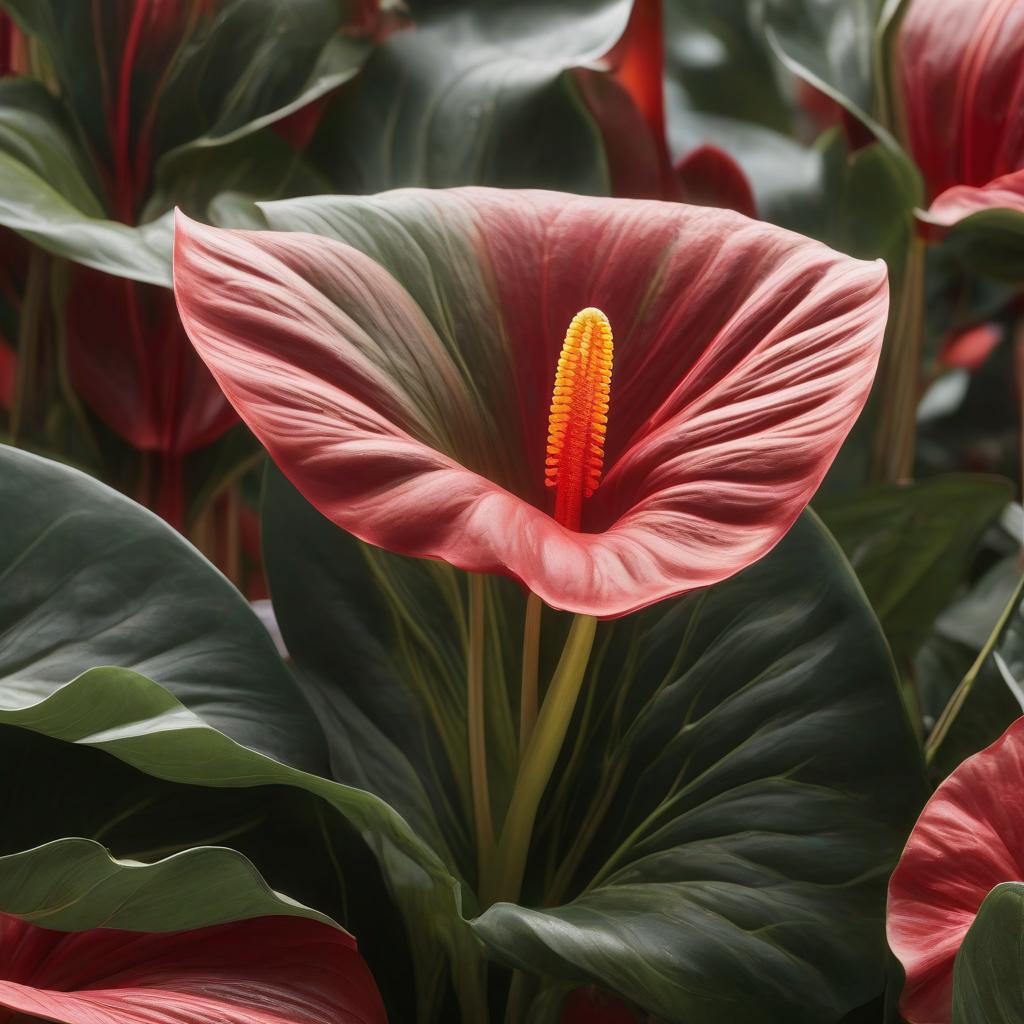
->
[0, 913, 386, 1024]
[887, 715, 1024, 1023]
[173, 191, 888, 618]
[66, 266, 236, 456]
[898, 0, 1024, 202]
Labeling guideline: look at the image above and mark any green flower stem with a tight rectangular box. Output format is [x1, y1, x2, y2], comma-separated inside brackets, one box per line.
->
[487, 611, 597, 906]
[870, 236, 925, 482]
[9, 247, 47, 444]
[518, 592, 543, 758]
[467, 573, 495, 884]
[926, 572, 1024, 765]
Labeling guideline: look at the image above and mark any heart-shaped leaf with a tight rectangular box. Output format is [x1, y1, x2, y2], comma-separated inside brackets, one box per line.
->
[0, 443, 323, 770]
[308, 0, 633, 193]
[0, 838, 386, 1024]
[263, 465, 927, 1023]
[815, 474, 1012, 666]
[0, 444, 486, 1020]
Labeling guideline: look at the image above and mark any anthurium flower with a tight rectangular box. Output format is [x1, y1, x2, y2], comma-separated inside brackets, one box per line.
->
[173, 188, 888, 617]
[887, 715, 1024, 1023]
[899, 0, 1024, 230]
[0, 912, 386, 1023]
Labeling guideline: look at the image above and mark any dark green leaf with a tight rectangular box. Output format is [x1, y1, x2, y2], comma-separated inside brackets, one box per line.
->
[663, 0, 791, 133]
[837, 141, 919, 261]
[940, 208, 1024, 284]
[5, 0, 371, 172]
[759, 0, 921, 203]
[815, 475, 1012, 665]
[952, 883, 1024, 1024]
[761, 0, 875, 117]
[0, 444, 481, 1020]
[0, 666, 480, 1018]
[309, 0, 631, 193]
[263, 465, 927, 1024]
[0, 837, 335, 931]
[152, 3, 372, 173]
[0, 79, 171, 284]
[0, 718, 417, 1020]
[0, 443, 324, 770]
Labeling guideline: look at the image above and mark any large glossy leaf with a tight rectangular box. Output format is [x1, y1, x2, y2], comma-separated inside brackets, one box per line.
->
[0, 839, 386, 1024]
[0, 666, 479, 1019]
[0, 79, 172, 284]
[761, 0, 875, 121]
[0, 444, 482, 1020]
[0, 443, 323, 770]
[0, 708, 416, 1020]
[951, 883, 1024, 1024]
[759, 0, 921, 202]
[263, 466, 927, 1023]
[663, 0, 789, 134]
[0, 838, 335, 931]
[309, 0, 631, 193]
[815, 475, 1011, 666]
[5, 0, 374, 173]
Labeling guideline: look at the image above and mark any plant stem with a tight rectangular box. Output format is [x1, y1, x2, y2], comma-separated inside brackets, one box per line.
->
[467, 573, 495, 885]
[10, 247, 47, 445]
[518, 592, 542, 758]
[926, 573, 1024, 764]
[487, 612, 597, 906]
[870, 236, 925, 482]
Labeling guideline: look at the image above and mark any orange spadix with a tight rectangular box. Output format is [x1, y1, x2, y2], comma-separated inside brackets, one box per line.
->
[545, 307, 614, 531]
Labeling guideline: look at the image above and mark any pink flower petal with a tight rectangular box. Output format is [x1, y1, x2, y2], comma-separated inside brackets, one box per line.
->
[887, 716, 1024, 1024]
[919, 168, 1024, 235]
[899, 0, 1024, 200]
[0, 914, 386, 1024]
[174, 190, 887, 617]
